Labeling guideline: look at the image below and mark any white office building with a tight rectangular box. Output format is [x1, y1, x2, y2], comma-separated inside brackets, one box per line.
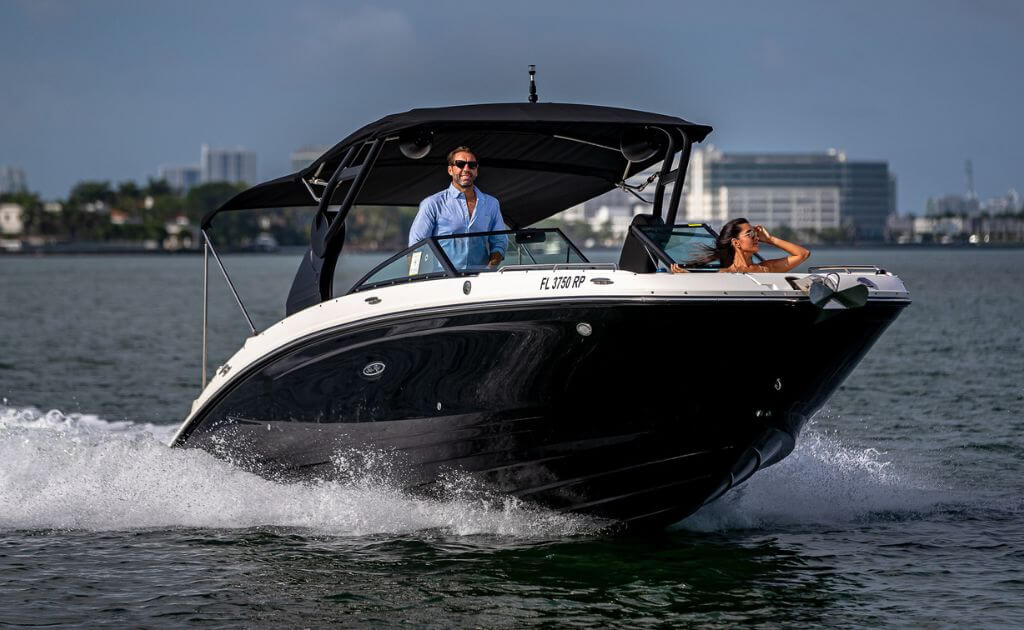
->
[158, 164, 202, 192]
[696, 186, 841, 231]
[683, 146, 893, 239]
[201, 145, 258, 185]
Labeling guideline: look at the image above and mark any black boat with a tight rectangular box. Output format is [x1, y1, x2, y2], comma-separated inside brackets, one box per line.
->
[170, 101, 910, 528]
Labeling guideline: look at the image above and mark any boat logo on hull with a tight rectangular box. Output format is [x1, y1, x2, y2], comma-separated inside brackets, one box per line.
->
[362, 361, 386, 378]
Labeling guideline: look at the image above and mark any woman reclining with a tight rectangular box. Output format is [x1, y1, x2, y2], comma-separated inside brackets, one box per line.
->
[671, 218, 810, 273]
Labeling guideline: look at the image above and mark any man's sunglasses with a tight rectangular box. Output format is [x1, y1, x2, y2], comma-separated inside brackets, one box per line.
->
[451, 160, 479, 170]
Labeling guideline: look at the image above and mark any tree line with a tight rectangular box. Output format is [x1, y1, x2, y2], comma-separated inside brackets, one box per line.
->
[0, 179, 423, 251]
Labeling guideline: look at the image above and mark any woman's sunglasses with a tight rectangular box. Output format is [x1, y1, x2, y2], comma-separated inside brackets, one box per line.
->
[451, 160, 479, 170]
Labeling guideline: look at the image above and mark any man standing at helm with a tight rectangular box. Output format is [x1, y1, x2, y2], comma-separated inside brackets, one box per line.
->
[409, 146, 507, 270]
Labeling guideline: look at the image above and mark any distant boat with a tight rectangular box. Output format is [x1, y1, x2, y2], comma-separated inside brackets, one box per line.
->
[170, 101, 910, 529]
[249, 233, 278, 253]
[0, 238, 22, 252]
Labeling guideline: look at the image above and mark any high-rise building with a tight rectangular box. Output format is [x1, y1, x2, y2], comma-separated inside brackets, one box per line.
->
[157, 165, 202, 192]
[0, 166, 28, 195]
[684, 147, 894, 240]
[200, 145, 258, 185]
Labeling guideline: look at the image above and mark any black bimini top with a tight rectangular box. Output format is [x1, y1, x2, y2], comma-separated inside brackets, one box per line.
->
[209, 102, 712, 229]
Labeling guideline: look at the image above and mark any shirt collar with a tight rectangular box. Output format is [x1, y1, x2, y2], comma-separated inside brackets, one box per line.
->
[447, 183, 478, 200]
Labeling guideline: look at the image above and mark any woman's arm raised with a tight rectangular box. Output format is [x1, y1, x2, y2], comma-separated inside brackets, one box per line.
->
[755, 225, 810, 273]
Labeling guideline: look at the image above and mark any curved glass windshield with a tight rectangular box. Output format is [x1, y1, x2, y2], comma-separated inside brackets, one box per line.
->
[350, 228, 589, 292]
[631, 223, 766, 271]
[436, 228, 587, 273]
[356, 241, 449, 288]
[634, 224, 721, 270]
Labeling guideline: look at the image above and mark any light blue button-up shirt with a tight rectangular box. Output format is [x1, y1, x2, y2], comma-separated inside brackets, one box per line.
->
[408, 184, 508, 270]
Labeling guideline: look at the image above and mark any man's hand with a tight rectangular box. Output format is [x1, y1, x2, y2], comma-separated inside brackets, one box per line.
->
[487, 252, 504, 268]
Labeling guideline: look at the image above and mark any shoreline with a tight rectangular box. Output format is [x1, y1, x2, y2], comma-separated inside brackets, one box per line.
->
[3, 242, 1023, 256]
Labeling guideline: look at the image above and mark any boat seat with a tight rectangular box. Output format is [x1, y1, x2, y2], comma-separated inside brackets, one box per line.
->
[618, 214, 665, 273]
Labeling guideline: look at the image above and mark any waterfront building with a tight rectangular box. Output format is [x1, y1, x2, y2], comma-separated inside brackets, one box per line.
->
[200, 145, 258, 185]
[684, 147, 894, 240]
[162, 215, 197, 251]
[926, 193, 980, 217]
[157, 165, 202, 192]
[926, 189, 1020, 218]
[886, 214, 915, 244]
[981, 189, 1021, 215]
[109, 210, 142, 226]
[0, 166, 28, 195]
[913, 216, 968, 243]
[0, 203, 24, 235]
[887, 213, 1024, 244]
[972, 215, 1024, 243]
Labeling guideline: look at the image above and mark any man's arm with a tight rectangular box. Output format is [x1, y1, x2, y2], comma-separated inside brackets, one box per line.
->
[486, 199, 508, 266]
[408, 198, 437, 247]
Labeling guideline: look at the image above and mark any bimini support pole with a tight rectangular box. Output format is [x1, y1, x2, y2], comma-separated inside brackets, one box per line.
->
[650, 128, 677, 220]
[665, 130, 693, 225]
[202, 229, 257, 336]
[202, 238, 209, 389]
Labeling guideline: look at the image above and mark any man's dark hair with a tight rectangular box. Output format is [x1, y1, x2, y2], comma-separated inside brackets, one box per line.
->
[447, 146, 476, 165]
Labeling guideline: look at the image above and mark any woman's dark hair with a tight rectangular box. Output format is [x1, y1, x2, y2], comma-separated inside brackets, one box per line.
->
[688, 218, 749, 268]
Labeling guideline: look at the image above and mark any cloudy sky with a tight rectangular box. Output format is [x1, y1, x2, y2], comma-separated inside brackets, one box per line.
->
[1, 0, 1021, 213]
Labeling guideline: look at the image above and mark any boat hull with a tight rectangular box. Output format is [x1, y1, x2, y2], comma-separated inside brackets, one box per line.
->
[174, 297, 907, 528]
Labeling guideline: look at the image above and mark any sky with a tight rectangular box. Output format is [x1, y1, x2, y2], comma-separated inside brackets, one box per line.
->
[1, 0, 1022, 213]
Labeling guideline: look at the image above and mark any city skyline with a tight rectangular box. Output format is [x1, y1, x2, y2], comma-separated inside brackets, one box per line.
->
[6, 142, 1018, 219]
[1, 0, 1022, 214]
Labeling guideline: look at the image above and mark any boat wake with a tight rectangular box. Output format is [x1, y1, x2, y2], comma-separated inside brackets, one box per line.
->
[0, 405, 599, 537]
[678, 418, 954, 532]
[1, 405, 960, 536]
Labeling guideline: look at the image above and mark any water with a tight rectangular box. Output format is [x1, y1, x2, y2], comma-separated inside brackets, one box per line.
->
[2, 249, 1023, 627]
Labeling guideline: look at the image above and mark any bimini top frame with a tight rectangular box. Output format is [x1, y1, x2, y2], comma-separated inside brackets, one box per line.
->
[198, 102, 713, 320]
[201, 103, 712, 228]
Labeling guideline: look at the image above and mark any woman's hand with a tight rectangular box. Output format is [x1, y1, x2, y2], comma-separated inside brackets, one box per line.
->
[754, 225, 811, 272]
[669, 263, 689, 273]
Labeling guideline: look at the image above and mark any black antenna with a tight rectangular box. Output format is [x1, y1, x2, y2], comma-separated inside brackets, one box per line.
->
[528, 65, 538, 103]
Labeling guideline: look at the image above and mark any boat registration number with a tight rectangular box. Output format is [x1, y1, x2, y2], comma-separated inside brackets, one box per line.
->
[539, 275, 586, 290]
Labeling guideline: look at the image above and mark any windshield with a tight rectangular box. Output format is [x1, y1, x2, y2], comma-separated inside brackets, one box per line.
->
[351, 228, 589, 292]
[436, 228, 587, 273]
[633, 223, 721, 270]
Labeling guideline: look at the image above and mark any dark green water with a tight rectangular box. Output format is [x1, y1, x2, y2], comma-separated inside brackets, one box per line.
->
[1, 249, 1022, 627]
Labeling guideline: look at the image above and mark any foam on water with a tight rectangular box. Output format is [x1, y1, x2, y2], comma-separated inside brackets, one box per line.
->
[0, 405, 596, 537]
[679, 422, 951, 532]
[2, 405, 955, 536]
